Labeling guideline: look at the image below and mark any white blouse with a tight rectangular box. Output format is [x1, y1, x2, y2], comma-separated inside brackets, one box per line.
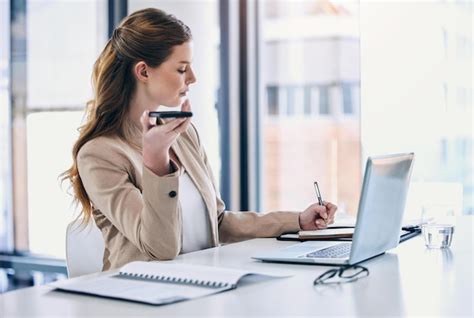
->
[179, 171, 212, 254]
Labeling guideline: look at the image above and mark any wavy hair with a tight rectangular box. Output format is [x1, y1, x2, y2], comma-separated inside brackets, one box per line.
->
[61, 8, 192, 224]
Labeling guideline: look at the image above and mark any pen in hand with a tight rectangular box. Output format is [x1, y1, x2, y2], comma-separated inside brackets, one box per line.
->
[313, 181, 323, 206]
[313, 181, 327, 226]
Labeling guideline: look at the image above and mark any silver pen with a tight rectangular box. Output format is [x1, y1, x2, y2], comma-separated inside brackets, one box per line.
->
[313, 181, 324, 206]
[314, 181, 328, 225]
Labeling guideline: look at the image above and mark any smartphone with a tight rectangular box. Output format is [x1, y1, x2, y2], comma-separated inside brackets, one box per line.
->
[149, 111, 193, 125]
[149, 111, 193, 119]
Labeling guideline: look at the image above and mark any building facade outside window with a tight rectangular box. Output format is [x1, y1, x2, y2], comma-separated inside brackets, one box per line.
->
[260, 0, 361, 214]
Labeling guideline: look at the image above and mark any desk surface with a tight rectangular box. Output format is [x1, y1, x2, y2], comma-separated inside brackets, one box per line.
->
[1, 217, 473, 317]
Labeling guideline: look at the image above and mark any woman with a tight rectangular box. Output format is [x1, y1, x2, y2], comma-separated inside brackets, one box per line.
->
[62, 8, 337, 271]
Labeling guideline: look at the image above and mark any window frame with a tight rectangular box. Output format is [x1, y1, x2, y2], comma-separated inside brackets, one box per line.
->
[0, 0, 13, 253]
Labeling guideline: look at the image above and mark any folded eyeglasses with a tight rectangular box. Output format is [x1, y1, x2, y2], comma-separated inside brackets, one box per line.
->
[313, 265, 369, 286]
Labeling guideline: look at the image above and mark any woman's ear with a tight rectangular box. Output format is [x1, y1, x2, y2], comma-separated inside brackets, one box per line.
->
[134, 61, 149, 83]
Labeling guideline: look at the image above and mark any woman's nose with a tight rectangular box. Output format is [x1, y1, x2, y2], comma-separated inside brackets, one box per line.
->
[186, 67, 197, 85]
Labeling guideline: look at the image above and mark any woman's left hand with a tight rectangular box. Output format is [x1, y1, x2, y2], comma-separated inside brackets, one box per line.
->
[298, 201, 338, 231]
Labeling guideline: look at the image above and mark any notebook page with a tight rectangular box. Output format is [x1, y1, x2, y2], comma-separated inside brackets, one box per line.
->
[52, 262, 291, 305]
[53, 274, 228, 305]
[299, 228, 354, 238]
[119, 261, 282, 288]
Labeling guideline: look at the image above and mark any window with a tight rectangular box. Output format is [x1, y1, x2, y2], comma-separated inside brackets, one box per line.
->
[11, 0, 108, 258]
[26, 112, 84, 257]
[292, 86, 305, 117]
[360, 2, 472, 215]
[259, 0, 361, 214]
[286, 86, 295, 116]
[319, 86, 330, 115]
[440, 139, 448, 165]
[303, 86, 311, 115]
[267, 86, 279, 116]
[310, 86, 320, 116]
[342, 83, 353, 115]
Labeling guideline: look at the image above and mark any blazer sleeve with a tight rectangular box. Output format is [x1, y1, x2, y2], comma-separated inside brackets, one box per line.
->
[188, 124, 302, 243]
[77, 138, 182, 260]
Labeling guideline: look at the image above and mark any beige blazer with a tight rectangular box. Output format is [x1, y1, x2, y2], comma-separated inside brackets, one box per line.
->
[77, 124, 300, 270]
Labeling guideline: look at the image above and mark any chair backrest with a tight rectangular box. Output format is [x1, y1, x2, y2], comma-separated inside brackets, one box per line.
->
[66, 218, 105, 278]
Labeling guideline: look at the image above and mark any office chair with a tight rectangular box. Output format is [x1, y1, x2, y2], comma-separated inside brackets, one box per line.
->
[65, 218, 105, 278]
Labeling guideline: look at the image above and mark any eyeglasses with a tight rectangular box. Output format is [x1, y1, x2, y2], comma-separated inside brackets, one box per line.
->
[313, 265, 369, 286]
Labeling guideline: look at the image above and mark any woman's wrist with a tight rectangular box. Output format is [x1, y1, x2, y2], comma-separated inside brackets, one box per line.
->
[144, 153, 171, 176]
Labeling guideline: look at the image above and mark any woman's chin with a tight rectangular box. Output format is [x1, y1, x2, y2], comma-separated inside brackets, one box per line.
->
[161, 99, 182, 108]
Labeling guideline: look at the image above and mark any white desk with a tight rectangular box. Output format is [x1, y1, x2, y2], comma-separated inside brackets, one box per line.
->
[1, 217, 473, 317]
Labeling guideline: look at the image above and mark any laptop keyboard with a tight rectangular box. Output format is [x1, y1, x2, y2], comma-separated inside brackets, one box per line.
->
[305, 243, 352, 259]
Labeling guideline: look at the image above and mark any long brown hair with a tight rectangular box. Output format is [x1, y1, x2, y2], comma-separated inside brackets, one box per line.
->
[61, 8, 192, 224]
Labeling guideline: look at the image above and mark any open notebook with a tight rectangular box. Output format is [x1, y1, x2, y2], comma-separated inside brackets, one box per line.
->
[52, 261, 290, 306]
[278, 226, 420, 242]
[277, 226, 355, 241]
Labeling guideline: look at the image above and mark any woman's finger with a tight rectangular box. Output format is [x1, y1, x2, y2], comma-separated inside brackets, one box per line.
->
[310, 202, 327, 213]
[316, 220, 327, 229]
[324, 201, 338, 219]
[329, 205, 337, 219]
[319, 210, 328, 220]
[323, 201, 334, 209]
[162, 117, 187, 133]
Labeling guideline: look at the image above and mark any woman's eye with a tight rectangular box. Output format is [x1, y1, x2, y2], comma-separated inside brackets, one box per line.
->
[178, 69, 186, 74]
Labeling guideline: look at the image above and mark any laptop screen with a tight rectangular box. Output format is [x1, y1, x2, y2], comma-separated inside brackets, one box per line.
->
[349, 153, 415, 264]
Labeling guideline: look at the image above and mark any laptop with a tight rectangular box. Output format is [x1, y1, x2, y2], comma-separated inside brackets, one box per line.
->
[252, 153, 415, 266]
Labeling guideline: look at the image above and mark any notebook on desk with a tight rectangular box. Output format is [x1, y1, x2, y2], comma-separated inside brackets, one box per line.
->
[52, 261, 290, 306]
[277, 226, 420, 242]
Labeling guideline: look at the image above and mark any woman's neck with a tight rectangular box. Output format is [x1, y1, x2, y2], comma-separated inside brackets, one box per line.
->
[126, 90, 158, 148]
[128, 88, 160, 129]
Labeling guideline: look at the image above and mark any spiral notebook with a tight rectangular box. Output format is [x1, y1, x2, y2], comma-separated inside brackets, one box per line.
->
[52, 261, 289, 305]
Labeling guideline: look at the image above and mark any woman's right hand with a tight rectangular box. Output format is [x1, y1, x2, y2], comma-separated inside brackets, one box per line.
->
[140, 105, 191, 176]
